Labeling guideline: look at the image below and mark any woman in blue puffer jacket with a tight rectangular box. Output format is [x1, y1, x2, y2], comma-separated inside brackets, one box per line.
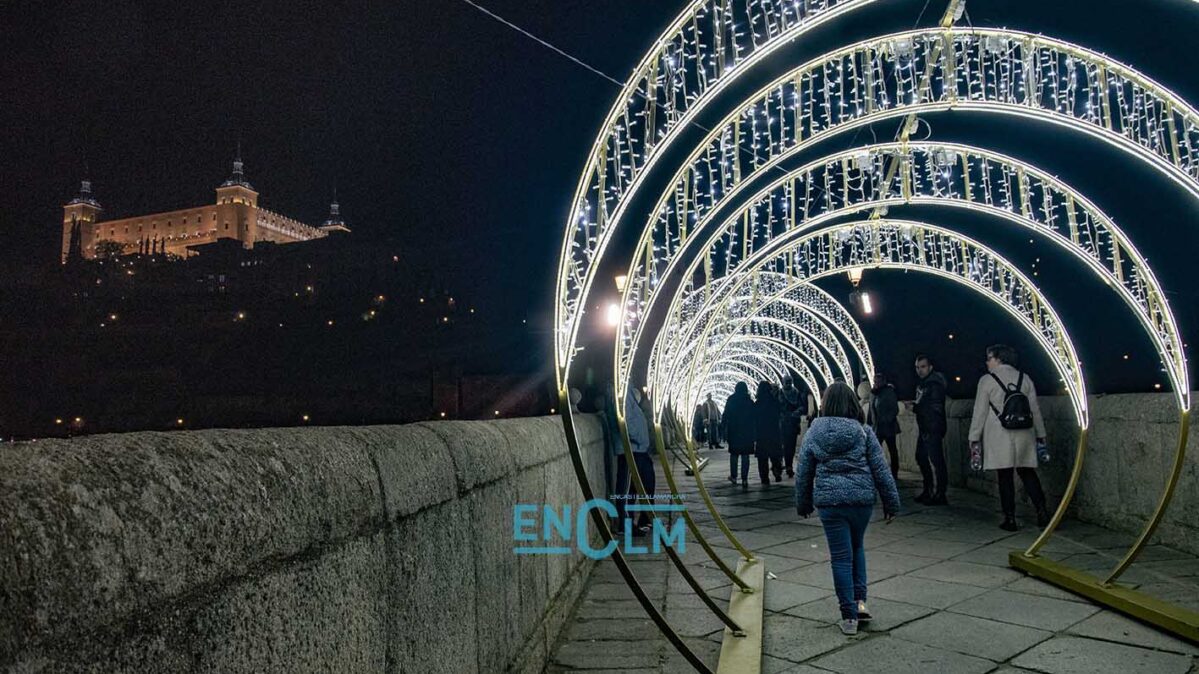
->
[796, 381, 901, 635]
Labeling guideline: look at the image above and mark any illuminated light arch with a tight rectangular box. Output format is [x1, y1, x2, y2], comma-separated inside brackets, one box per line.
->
[665, 310, 850, 400]
[619, 27, 1199, 354]
[658, 219, 1087, 426]
[650, 275, 876, 415]
[622, 142, 1187, 413]
[578, 25, 1199, 387]
[699, 332, 828, 396]
[555, 0, 886, 385]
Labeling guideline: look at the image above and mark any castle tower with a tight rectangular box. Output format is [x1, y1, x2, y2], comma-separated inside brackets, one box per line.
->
[319, 189, 351, 234]
[62, 178, 102, 263]
[214, 146, 259, 248]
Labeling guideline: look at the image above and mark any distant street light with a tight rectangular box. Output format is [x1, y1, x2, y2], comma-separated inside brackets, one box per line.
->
[614, 274, 628, 292]
[605, 303, 621, 327]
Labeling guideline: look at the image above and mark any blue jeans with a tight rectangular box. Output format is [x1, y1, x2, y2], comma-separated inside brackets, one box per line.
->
[818, 505, 873, 619]
[729, 453, 750, 481]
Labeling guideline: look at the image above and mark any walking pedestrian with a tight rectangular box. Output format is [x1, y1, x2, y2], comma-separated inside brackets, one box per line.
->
[906, 354, 949, 505]
[612, 388, 656, 536]
[795, 382, 901, 635]
[969, 344, 1051, 531]
[721, 382, 755, 488]
[869, 372, 901, 482]
[754, 380, 785, 485]
[779, 375, 806, 478]
[703, 393, 723, 448]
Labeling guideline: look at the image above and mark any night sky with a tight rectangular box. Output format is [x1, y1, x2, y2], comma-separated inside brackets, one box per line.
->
[3, 0, 1198, 398]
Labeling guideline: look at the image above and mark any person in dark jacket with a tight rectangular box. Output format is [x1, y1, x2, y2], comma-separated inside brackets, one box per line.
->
[753, 381, 785, 485]
[778, 375, 807, 478]
[721, 382, 755, 488]
[796, 382, 901, 636]
[869, 372, 901, 482]
[906, 354, 949, 505]
[613, 388, 655, 535]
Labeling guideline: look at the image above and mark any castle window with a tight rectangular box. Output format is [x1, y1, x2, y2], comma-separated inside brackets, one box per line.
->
[226, 223, 230, 230]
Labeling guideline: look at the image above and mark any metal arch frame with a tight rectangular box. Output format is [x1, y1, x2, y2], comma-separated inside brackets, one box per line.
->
[667, 307, 854, 387]
[626, 141, 1188, 413]
[632, 140, 1193, 587]
[681, 335, 827, 418]
[553, 3, 1199, 663]
[674, 321, 842, 419]
[659, 221, 1093, 546]
[661, 292, 868, 413]
[613, 26, 1199, 409]
[554, 0, 885, 382]
[651, 277, 876, 419]
[669, 314, 846, 409]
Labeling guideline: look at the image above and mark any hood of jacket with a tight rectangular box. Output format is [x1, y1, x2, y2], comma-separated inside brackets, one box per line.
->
[806, 417, 866, 460]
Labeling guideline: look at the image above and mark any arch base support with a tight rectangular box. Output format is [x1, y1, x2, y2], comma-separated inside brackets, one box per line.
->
[716, 558, 765, 673]
[1009, 552, 1199, 644]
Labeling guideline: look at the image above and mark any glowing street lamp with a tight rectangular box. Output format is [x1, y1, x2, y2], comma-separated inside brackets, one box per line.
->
[605, 303, 621, 327]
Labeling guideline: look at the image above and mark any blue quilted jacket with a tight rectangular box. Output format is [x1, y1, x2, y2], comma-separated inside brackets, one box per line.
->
[795, 417, 901, 516]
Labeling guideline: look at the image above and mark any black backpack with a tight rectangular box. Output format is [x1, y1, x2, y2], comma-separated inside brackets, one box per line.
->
[989, 371, 1033, 430]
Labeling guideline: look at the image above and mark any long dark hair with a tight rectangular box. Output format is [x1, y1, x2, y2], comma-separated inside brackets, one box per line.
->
[820, 381, 863, 422]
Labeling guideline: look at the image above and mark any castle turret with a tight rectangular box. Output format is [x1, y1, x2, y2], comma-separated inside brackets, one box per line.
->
[62, 178, 102, 263]
[319, 189, 351, 234]
[214, 146, 259, 248]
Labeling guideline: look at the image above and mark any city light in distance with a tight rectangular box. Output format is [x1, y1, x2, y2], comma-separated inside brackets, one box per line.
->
[176, 419, 184, 425]
[302, 414, 310, 422]
[861, 292, 873, 315]
[440, 412, 447, 418]
[55, 418, 62, 425]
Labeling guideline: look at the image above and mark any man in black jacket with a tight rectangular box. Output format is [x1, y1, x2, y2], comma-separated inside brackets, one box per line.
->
[907, 354, 949, 505]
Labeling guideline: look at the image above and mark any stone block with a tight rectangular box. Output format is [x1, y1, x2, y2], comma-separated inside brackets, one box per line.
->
[414, 420, 515, 493]
[1011, 635, 1192, 674]
[0, 426, 381, 658]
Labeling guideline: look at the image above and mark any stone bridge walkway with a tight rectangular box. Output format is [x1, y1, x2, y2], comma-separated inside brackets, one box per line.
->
[548, 448, 1199, 673]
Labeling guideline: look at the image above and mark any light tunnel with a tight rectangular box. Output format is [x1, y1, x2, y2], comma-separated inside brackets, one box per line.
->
[553, 1, 1199, 668]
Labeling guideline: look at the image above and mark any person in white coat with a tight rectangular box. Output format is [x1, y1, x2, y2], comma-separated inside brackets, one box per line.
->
[968, 344, 1050, 531]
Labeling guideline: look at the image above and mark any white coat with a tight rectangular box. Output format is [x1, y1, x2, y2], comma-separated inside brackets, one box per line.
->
[968, 363, 1046, 470]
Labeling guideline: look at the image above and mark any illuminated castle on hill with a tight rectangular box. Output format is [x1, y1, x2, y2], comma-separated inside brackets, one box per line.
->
[61, 153, 350, 263]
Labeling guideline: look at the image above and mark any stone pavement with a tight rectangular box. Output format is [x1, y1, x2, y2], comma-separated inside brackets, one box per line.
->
[547, 447, 1199, 673]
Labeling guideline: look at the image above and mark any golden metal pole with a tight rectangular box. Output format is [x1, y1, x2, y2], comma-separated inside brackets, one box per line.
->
[683, 434, 758, 565]
[1105, 408, 1192, 584]
[653, 421, 752, 592]
[1023, 428, 1088, 557]
[557, 391, 713, 673]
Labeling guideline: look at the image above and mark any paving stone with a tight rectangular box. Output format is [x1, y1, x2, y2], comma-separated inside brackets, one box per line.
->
[760, 613, 849, 663]
[908, 560, 1024, 588]
[551, 638, 661, 669]
[565, 617, 659, 641]
[661, 606, 728, 638]
[923, 525, 1020, 545]
[877, 536, 985, 560]
[660, 637, 721, 673]
[1011, 635, 1192, 674]
[947, 588, 1099, 631]
[763, 578, 833, 612]
[783, 596, 935, 632]
[706, 529, 796, 551]
[575, 598, 652, 620]
[869, 575, 990, 609]
[1067, 610, 1199, 655]
[762, 659, 832, 674]
[757, 539, 832, 562]
[891, 611, 1052, 661]
[811, 635, 994, 674]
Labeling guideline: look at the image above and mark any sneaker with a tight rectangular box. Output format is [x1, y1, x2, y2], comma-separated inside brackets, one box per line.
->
[838, 618, 859, 635]
[999, 517, 1019, 532]
[727, 476, 738, 486]
[741, 479, 749, 490]
[786, 468, 795, 477]
[856, 601, 873, 623]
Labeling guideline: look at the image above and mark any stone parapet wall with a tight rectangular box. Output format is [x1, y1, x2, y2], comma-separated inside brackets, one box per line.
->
[0, 416, 607, 672]
[893, 391, 1198, 554]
